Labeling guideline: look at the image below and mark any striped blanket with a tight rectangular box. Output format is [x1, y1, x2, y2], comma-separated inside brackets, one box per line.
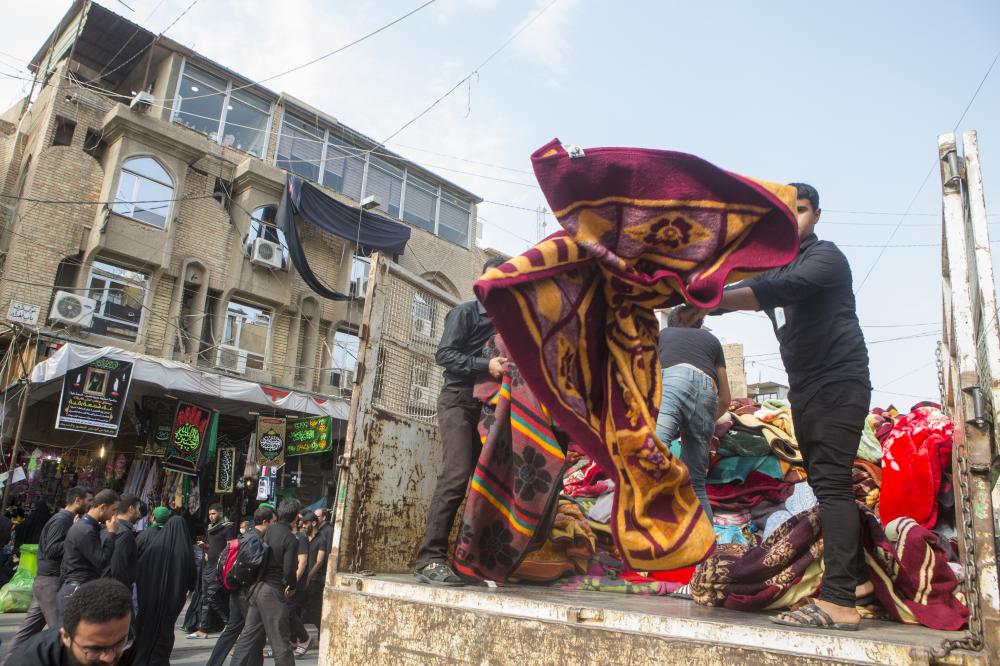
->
[475, 139, 799, 571]
[453, 336, 568, 581]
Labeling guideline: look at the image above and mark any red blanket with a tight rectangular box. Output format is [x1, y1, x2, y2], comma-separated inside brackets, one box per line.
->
[880, 406, 953, 528]
[475, 139, 798, 571]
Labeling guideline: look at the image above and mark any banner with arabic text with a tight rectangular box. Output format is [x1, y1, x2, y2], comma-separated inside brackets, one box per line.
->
[214, 447, 237, 494]
[163, 402, 212, 475]
[256, 416, 286, 467]
[286, 416, 333, 457]
[55, 358, 134, 437]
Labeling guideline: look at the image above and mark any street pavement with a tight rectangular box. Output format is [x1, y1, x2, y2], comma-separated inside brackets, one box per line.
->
[0, 605, 320, 665]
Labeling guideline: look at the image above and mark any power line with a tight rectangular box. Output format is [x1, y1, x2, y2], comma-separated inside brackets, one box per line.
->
[855, 45, 1000, 293]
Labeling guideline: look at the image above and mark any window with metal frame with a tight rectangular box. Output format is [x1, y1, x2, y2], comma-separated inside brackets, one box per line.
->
[245, 205, 290, 269]
[112, 156, 173, 229]
[323, 136, 365, 200]
[172, 63, 271, 158]
[438, 190, 471, 246]
[276, 114, 323, 182]
[86, 260, 149, 341]
[223, 301, 272, 370]
[402, 172, 437, 232]
[364, 156, 403, 217]
[330, 328, 359, 390]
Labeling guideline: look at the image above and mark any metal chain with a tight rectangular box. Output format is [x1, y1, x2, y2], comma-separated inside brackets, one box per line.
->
[930, 343, 985, 659]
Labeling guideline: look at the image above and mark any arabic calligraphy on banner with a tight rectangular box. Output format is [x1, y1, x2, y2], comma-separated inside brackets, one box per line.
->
[139, 397, 177, 457]
[286, 416, 333, 457]
[163, 402, 212, 475]
[214, 447, 236, 494]
[255, 416, 286, 467]
[55, 358, 134, 437]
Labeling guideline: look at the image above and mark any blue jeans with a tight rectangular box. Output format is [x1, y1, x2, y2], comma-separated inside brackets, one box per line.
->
[655, 365, 717, 522]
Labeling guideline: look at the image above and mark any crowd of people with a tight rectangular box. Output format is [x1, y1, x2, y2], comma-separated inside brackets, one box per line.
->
[0, 490, 334, 665]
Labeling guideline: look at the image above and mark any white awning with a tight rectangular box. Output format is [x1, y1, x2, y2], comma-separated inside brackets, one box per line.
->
[29, 344, 349, 420]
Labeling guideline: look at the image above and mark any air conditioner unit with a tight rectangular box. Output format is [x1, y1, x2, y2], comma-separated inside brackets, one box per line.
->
[410, 385, 431, 406]
[350, 276, 368, 300]
[251, 238, 284, 270]
[50, 291, 97, 328]
[129, 91, 154, 112]
[215, 346, 248, 375]
[331, 368, 354, 394]
[413, 317, 432, 338]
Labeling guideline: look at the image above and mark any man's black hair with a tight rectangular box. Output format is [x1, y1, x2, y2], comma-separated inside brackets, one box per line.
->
[138, 501, 149, 518]
[298, 509, 317, 523]
[666, 307, 702, 329]
[482, 256, 506, 274]
[319, 508, 332, 522]
[253, 506, 275, 524]
[92, 489, 120, 509]
[118, 494, 141, 516]
[208, 503, 224, 513]
[62, 579, 132, 637]
[789, 182, 820, 211]
[277, 499, 302, 523]
[65, 487, 90, 506]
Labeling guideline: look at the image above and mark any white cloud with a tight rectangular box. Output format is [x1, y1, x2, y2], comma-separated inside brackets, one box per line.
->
[510, 0, 580, 74]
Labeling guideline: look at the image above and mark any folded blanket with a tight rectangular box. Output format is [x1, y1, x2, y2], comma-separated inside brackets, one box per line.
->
[707, 471, 794, 510]
[718, 429, 772, 457]
[475, 139, 798, 571]
[731, 412, 802, 464]
[880, 406, 953, 529]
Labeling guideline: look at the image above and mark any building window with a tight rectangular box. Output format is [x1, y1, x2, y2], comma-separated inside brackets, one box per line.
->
[245, 205, 289, 269]
[412, 292, 435, 339]
[323, 137, 365, 200]
[349, 253, 370, 298]
[112, 156, 173, 229]
[86, 261, 149, 341]
[438, 190, 471, 246]
[222, 301, 271, 371]
[172, 62, 271, 158]
[402, 173, 437, 232]
[330, 328, 359, 390]
[276, 114, 323, 182]
[364, 156, 403, 217]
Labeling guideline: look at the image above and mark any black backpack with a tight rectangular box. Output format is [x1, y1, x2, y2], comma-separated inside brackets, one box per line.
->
[217, 530, 270, 592]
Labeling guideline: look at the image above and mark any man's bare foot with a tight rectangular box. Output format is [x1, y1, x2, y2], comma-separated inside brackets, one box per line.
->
[814, 598, 860, 625]
[855, 581, 874, 599]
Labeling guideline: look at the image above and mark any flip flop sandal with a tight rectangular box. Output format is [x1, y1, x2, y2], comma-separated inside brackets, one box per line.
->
[294, 646, 308, 656]
[770, 604, 859, 631]
[669, 584, 692, 600]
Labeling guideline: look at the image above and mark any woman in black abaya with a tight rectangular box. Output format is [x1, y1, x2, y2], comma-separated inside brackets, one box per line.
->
[130, 515, 196, 665]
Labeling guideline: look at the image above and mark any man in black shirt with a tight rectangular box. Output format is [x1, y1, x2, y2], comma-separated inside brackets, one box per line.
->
[681, 183, 871, 630]
[57, 489, 120, 626]
[105, 496, 143, 602]
[6, 578, 133, 666]
[205, 506, 274, 666]
[188, 503, 237, 639]
[230, 499, 300, 666]
[413, 257, 508, 587]
[3, 487, 92, 660]
[305, 510, 330, 627]
[656, 309, 731, 521]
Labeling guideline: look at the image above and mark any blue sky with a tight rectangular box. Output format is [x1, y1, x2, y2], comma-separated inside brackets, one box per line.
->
[1, 0, 998, 407]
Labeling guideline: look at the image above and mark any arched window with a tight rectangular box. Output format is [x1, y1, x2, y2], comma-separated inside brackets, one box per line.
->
[245, 205, 290, 269]
[112, 157, 174, 229]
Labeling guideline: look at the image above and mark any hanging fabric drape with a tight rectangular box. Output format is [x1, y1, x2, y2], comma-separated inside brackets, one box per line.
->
[277, 175, 412, 300]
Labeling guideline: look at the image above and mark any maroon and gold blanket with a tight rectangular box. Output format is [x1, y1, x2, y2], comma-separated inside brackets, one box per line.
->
[474, 139, 798, 571]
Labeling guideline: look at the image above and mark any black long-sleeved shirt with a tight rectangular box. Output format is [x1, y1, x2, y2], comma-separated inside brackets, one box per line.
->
[6, 628, 72, 666]
[36, 510, 75, 578]
[261, 521, 298, 590]
[436, 300, 495, 394]
[60, 515, 116, 585]
[205, 520, 238, 567]
[744, 233, 870, 408]
[106, 519, 137, 589]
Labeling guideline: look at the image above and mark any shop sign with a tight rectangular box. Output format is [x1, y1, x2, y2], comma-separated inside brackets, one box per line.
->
[139, 397, 177, 457]
[214, 447, 237, 494]
[286, 416, 332, 457]
[256, 416, 286, 468]
[55, 358, 134, 437]
[163, 402, 212, 475]
[6, 300, 40, 326]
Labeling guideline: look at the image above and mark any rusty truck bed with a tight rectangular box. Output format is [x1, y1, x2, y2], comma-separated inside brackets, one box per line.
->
[322, 573, 972, 665]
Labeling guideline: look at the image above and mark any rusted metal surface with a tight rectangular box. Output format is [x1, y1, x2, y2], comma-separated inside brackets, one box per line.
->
[318, 575, 983, 666]
[936, 132, 1000, 659]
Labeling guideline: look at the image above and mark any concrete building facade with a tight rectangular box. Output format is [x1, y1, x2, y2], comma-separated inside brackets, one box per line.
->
[0, 1, 491, 396]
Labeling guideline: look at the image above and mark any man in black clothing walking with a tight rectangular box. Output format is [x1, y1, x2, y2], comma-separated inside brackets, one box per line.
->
[681, 183, 871, 630]
[230, 499, 300, 666]
[188, 503, 237, 638]
[57, 489, 120, 625]
[2, 487, 92, 661]
[105, 495, 143, 598]
[205, 506, 273, 666]
[413, 257, 507, 587]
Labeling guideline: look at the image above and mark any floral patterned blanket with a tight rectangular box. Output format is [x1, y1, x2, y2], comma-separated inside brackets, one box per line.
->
[475, 139, 799, 571]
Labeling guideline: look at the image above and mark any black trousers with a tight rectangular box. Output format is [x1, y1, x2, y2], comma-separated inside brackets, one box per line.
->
[793, 379, 871, 608]
[230, 583, 293, 666]
[205, 589, 260, 666]
[414, 389, 482, 569]
[197, 564, 229, 632]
